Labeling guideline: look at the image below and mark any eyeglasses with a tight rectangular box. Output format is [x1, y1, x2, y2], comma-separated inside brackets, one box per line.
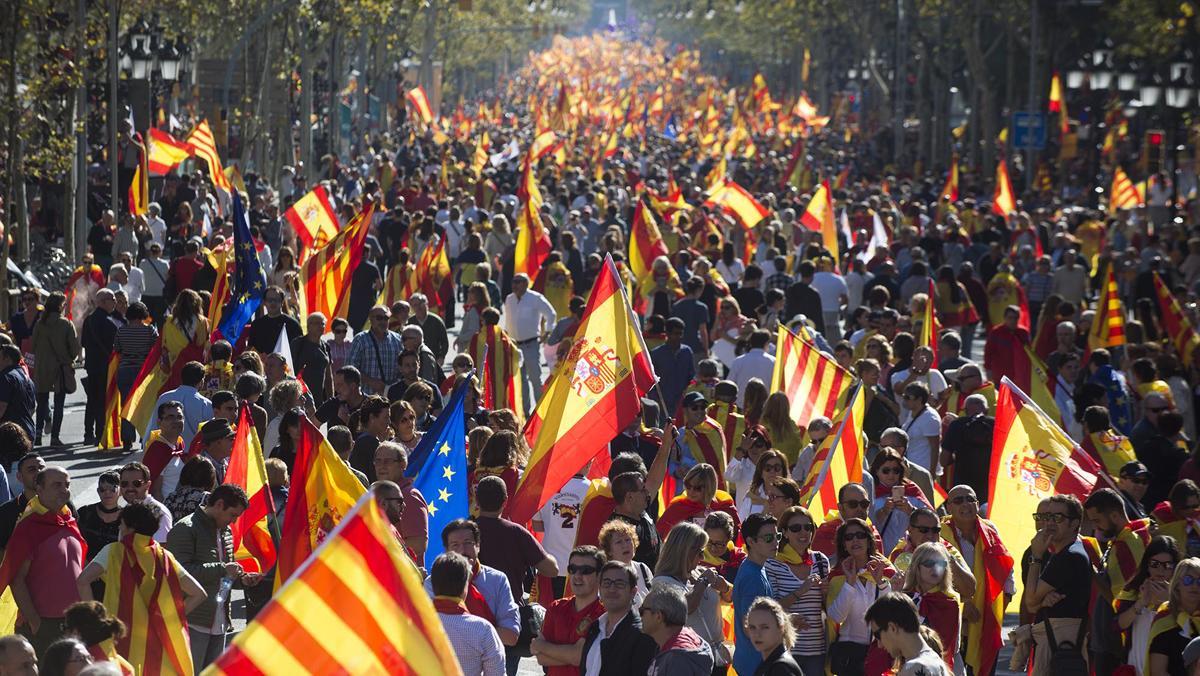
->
[1183, 575, 1200, 587]
[600, 578, 629, 589]
[786, 523, 816, 533]
[910, 525, 939, 535]
[767, 493, 788, 502]
[1148, 559, 1176, 571]
[1146, 407, 1168, 413]
[567, 564, 598, 575]
[843, 531, 870, 541]
[879, 466, 902, 475]
[919, 559, 948, 571]
[842, 499, 871, 510]
[1032, 512, 1072, 524]
[120, 479, 145, 489]
[949, 495, 978, 505]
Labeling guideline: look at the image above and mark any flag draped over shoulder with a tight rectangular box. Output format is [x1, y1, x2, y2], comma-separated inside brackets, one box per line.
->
[992, 158, 1016, 217]
[988, 377, 1101, 599]
[100, 352, 123, 450]
[275, 417, 367, 587]
[227, 404, 276, 573]
[795, 385, 865, 523]
[298, 202, 374, 322]
[204, 494, 461, 676]
[771, 327, 854, 429]
[146, 128, 193, 176]
[121, 337, 167, 434]
[1153, 272, 1200, 367]
[467, 324, 524, 423]
[939, 516, 1012, 676]
[1088, 262, 1126, 355]
[405, 379, 469, 568]
[284, 186, 340, 261]
[507, 255, 657, 525]
[103, 534, 193, 676]
[799, 180, 838, 261]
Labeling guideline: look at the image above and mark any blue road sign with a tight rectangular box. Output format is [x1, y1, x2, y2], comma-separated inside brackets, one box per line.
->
[1012, 112, 1047, 150]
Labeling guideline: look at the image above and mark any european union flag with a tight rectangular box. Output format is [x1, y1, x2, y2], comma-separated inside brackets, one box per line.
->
[1090, 364, 1133, 434]
[405, 377, 469, 568]
[664, 113, 679, 140]
[217, 191, 265, 344]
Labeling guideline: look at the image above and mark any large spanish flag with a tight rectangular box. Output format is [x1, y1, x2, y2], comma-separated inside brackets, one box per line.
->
[795, 384, 865, 523]
[991, 157, 1016, 217]
[121, 337, 168, 435]
[406, 86, 435, 125]
[704, 180, 769, 231]
[771, 326, 855, 429]
[298, 202, 373, 322]
[227, 404, 276, 574]
[507, 255, 657, 525]
[275, 417, 367, 587]
[513, 160, 551, 279]
[284, 185, 340, 261]
[103, 534, 193, 676]
[799, 180, 838, 261]
[1154, 271, 1200, 366]
[146, 128, 193, 176]
[99, 352, 123, 450]
[204, 494, 461, 676]
[628, 201, 670, 282]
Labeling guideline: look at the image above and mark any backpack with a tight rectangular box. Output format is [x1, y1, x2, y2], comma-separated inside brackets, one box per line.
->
[1043, 618, 1088, 676]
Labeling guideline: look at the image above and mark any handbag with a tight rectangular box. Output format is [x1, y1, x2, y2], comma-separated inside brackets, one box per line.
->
[513, 601, 544, 657]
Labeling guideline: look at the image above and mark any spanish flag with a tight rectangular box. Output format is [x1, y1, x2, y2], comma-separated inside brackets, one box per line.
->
[1153, 271, 1200, 366]
[780, 137, 807, 191]
[274, 416, 367, 587]
[121, 337, 169, 435]
[205, 494, 461, 675]
[103, 534, 193, 676]
[628, 200, 671, 282]
[939, 514, 1012, 676]
[704, 180, 769, 232]
[941, 154, 959, 201]
[146, 128, 193, 176]
[1048, 72, 1069, 136]
[284, 185, 340, 261]
[227, 404, 276, 574]
[414, 236, 453, 313]
[1087, 262, 1126, 356]
[1109, 166, 1144, 213]
[771, 326, 855, 429]
[796, 384, 866, 524]
[991, 157, 1016, 217]
[528, 129, 561, 162]
[799, 180, 838, 261]
[471, 131, 491, 178]
[99, 352, 123, 450]
[513, 160, 551, 279]
[128, 159, 149, 217]
[298, 202, 373, 322]
[406, 85, 434, 125]
[506, 255, 657, 524]
[919, 278, 940, 364]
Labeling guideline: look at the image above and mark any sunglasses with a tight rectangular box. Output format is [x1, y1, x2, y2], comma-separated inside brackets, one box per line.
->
[879, 466, 902, 475]
[755, 532, 780, 543]
[567, 565, 598, 576]
[120, 479, 145, 489]
[1184, 575, 1200, 587]
[910, 525, 939, 535]
[950, 495, 978, 505]
[1032, 513, 1072, 524]
[843, 531, 870, 541]
[786, 523, 816, 533]
[1148, 559, 1176, 571]
[842, 499, 871, 510]
[919, 560, 948, 570]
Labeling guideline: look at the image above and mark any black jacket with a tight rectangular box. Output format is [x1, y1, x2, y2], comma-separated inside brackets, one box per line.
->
[754, 645, 804, 676]
[783, 281, 825, 335]
[81, 308, 123, 371]
[579, 610, 657, 676]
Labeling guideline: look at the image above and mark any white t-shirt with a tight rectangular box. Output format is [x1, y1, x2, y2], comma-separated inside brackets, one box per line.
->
[898, 644, 952, 676]
[899, 406, 941, 475]
[811, 272, 850, 312]
[158, 455, 184, 500]
[534, 476, 591, 576]
[890, 369, 948, 400]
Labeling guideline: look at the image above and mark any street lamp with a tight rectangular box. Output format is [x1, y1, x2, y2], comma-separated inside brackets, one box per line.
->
[157, 40, 181, 82]
[1140, 72, 1163, 107]
[1117, 59, 1138, 93]
[1066, 57, 1088, 90]
[130, 41, 153, 80]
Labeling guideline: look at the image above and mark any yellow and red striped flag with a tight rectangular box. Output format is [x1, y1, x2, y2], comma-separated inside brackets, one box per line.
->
[991, 157, 1016, 217]
[376, 261, 417, 313]
[406, 86, 434, 125]
[628, 201, 671, 282]
[99, 353, 122, 450]
[507, 255, 658, 524]
[798, 180, 838, 261]
[1109, 167, 1144, 213]
[467, 324, 525, 425]
[128, 160, 149, 217]
[770, 326, 855, 430]
[796, 384, 866, 523]
[275, 416, 367, 587]
[284, 186, 340, 262]
[298, 202, 374, 322]
[470, 131, 491, 178]
[205, 242, 232, 336]
[1154, 271, 1200, 366]
[186, 120, 232, 200]
[941, 154, 959, 201]
[121, 337, 169, 435]
[919, 278, 940, 365]
[205, 494, 461, 676]
[103, 534, 193, 675]
[1088, 262, 1126, 355]
[513, 161, 551, 279]
[146, 128, 193, 175]
[704, 180, 769, 231]
[227, 404, 277, 574]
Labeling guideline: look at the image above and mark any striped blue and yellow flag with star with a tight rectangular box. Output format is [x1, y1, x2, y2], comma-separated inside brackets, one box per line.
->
[406, 376, 469, 569]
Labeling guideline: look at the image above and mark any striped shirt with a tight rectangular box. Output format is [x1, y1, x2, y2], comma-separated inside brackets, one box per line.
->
[438, 612, 505, 676]
[764, 552, 831, 656]
[114, 323, 159, 371]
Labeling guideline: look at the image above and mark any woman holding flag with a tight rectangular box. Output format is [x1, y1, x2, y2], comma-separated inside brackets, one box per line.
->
[161, 290, 209, 391]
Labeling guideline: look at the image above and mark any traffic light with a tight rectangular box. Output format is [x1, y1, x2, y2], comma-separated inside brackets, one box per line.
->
[1144, 129, 1166, 174]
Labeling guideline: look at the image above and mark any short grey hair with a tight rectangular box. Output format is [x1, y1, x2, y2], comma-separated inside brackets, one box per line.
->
[880, 427, 909, 447]
[964, 393, 988, 410]
[402, 324, 424, 339]
[642, 583, 688, 627]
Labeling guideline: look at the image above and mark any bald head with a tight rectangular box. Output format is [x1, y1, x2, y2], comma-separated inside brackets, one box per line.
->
[0, 634, 35, 674]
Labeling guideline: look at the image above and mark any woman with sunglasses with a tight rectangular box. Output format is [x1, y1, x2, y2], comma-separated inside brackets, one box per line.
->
[827, 517, 895, 676]
[765, 477, 803, 520]
[740, 450, 788, 518]
[1146, 557, 1200, 676]
[388, 400, 424, 455]
[726, 428, 775, 518]
[655, 521, 732, 675]
[1116, 536, 1181, 676]
[764, 506, 829, 676]
[76, 471, 122, 571]
[900, 543, 960, 671]
[657, 464, 740, 540]
[869, 449, 933, 554]
[1150, 480, 1200, 558]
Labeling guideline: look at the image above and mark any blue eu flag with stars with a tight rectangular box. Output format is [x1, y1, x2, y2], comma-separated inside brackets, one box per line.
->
[405, 377, 469, 568]
[1090, 364, 1134, 435]
[217, 191, 265, 345]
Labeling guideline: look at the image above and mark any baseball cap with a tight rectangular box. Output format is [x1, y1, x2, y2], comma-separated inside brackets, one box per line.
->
[682, 391, 708, 409]
[1119, 461, 1150, 478]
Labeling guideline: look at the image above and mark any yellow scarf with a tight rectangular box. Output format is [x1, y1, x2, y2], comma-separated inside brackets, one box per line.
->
[702, 540, 733, 567]
[775, 543, 811, 566]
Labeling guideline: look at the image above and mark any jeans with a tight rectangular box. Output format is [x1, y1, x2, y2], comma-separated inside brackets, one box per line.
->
[190, 629, 227, 672]
[36, 390, 66, 441]
[960, 322, 978, 359]
[517, 340, 542, 415]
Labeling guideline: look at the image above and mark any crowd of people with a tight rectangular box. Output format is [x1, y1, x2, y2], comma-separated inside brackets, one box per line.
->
[3, 31, 1200, 676]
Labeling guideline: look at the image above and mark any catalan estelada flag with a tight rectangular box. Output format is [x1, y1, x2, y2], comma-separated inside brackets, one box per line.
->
[799, 180, 838, 261]
[704, 180, 769, 231]
[1109, 167, 1144, 213]
[99, 352, 123, 450]
[275, 416, 367, 587]
[513, 160, 551, 279]
[771, 326, 854, 430]
[103, 534, 193, 676]
[1087, 262, 1126, 356]
[507, 255, 657, 525]
[204, 494, 461, 676]
[227, 404, 276, 574]
[1154, 271, 1200, 366]
[467, 324, 524, 425]
[298, 202, 373, 322]
[284, 185, 340, 262]
[146, 128, 193, 176]
[406, 86, 434, 125]
[991, 157, 1016, 216]
[795, 384, 865, 523]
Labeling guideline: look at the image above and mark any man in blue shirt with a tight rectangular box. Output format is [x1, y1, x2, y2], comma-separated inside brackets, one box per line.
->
[671, 277, 710, 360]
[649, 317, 695, 415]
[733, 512, 777, 676]
[145, 361, 213, 448]
[0, 345, 37, 441]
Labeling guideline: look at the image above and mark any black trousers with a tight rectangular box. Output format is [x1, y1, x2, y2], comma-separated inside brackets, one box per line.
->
[83, 366, 107, 439]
